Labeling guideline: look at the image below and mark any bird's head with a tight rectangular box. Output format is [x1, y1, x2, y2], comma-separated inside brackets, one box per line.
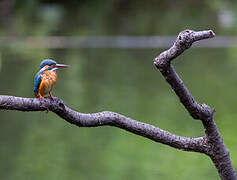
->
[40, 59, 70, 72]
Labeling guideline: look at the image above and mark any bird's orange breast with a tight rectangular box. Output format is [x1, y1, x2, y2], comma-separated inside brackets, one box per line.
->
[38, 71, 58, 96]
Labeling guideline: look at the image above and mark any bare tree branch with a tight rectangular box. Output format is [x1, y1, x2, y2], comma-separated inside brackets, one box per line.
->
[0, 95, 208, 153]
[154, 30, 215, 120]
[0, 29, 236, 180]
[154, 29, 236, 180]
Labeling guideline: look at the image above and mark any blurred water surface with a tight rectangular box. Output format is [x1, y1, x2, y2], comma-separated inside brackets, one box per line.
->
[0, 47, 236, 180]
[0, 1, 237, 180]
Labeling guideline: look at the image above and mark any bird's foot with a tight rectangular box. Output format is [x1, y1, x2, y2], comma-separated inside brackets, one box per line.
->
[49, 92, 54, 100]
[39, 94, 46, 100]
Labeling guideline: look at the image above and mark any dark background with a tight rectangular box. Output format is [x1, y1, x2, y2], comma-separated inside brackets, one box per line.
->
[0, 0, 236, 179]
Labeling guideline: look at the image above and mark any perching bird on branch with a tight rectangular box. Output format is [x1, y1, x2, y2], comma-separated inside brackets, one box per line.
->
[33, 59, 70, 100]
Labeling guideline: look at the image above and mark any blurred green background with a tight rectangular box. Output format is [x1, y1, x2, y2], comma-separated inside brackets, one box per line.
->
[0, 0, 237, 179]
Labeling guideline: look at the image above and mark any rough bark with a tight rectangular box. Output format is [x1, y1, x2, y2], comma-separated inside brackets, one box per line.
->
[0, 95, 208, 153]
[0, 29, 236, 179]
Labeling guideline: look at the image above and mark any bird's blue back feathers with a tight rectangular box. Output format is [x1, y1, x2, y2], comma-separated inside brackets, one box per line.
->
[33, 71, 42, 95]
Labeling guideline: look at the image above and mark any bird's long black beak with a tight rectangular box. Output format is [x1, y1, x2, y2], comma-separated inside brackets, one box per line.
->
[55, 64, 70, 68]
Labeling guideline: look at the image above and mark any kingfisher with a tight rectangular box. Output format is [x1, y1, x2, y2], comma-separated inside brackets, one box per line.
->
[34, 59, 70, 100]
